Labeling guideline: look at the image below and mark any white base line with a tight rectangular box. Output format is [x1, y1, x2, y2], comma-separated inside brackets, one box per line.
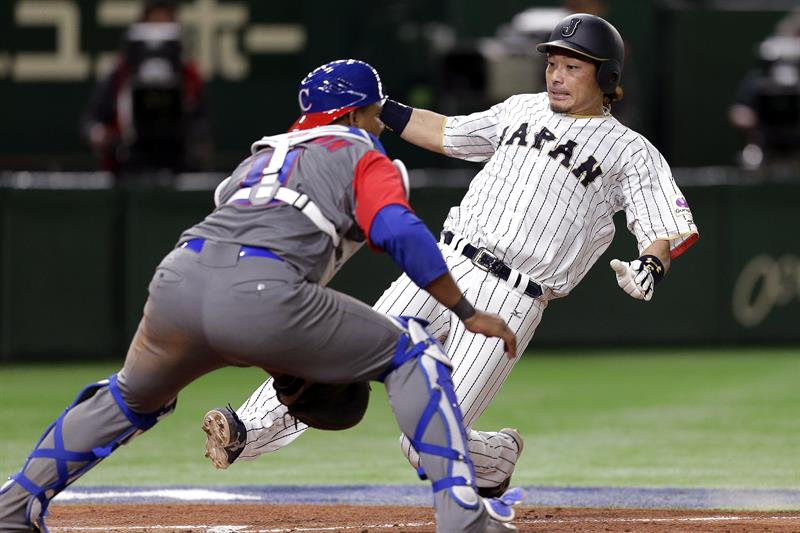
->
[50, 523, 436, 532]
[48, 515, 800, 532]
[520, 515, 800, 525]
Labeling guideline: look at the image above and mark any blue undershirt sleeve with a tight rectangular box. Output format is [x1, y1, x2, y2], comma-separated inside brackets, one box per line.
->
[369, 204, 449, 289]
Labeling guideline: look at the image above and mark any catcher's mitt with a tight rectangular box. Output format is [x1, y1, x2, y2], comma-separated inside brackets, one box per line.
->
[274, 376, 370, 431]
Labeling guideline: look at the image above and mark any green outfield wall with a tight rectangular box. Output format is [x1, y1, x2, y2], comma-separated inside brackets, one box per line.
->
[0, 179, 798, 361]
[0, 1, 788, 170]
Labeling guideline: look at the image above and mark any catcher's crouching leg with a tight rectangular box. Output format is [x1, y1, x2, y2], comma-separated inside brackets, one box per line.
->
[0, 374, 175, 532]
[379, 317, 517, 533]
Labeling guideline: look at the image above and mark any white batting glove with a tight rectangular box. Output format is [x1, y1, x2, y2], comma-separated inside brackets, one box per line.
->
[610, 258, 655, 301]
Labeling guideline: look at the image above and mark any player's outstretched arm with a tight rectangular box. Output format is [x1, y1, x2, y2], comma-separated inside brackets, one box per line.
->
[380, 100, 447, 154]
[352, 151, 516, 356]
[610, 240, 671, 301]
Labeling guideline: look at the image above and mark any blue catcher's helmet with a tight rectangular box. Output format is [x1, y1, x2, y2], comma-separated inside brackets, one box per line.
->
[290, 59, 386, 131]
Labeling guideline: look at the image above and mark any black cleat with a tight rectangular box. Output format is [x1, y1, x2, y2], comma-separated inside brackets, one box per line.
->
[202, 405, 247, 469]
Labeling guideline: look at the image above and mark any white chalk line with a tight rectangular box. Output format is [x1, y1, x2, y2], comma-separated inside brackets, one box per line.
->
[518, 514, 800, 525]
[50, 522, 434, 532]
[49, 515, 800, 532]
[56, 489, 261, 502]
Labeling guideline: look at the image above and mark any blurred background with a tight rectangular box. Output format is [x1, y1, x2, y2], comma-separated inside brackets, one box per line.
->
[0, 0, 798, 361]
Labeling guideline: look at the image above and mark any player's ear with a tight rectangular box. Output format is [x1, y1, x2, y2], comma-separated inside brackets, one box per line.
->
[343, 110, 358, 128]
[348, 109, 363, 128]
[330, 111, 357, 128]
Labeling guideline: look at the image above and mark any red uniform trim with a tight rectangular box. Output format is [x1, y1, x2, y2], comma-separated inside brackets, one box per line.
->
[290, 107, 358, 131]
[670, 233, 699, 260]
[353, 150, 412, 247]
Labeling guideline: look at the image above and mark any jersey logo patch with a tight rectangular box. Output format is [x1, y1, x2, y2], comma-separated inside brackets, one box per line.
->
[561, 18, 581, 38]
[671, 194, 692, 219]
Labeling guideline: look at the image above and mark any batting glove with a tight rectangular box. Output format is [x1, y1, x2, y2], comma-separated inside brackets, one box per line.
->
[609, 258, 656, 301]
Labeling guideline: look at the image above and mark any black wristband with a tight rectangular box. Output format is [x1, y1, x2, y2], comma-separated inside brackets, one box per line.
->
[451, 296, 476, 321]
[638, 255, 665, 284]
[380, 99, 413, 135]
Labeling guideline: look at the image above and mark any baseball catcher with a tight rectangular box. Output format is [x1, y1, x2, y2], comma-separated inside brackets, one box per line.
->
[0, 60, 522, 533]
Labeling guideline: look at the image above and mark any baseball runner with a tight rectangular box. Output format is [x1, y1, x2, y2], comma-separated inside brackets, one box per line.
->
[0, 60, 523, 533]
[203, 14, 699, 496]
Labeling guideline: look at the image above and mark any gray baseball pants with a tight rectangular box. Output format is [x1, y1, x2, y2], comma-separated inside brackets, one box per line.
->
[0, 241, 488, 533]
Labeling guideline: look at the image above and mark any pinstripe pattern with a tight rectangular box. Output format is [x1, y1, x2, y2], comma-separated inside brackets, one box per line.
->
[443, 92, 698, 298]
[229, 91, 698, 488]
[234, 244, 546, 486]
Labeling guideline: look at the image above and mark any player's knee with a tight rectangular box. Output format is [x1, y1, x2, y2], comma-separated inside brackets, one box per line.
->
[379, 316, 453, 381]
[115, 369, 178, 414]
[102, 373, 177, 432]
[384, 317, 478, 510]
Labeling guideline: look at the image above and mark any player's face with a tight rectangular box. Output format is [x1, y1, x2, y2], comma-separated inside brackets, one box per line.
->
[545, 51, 604, 115]
[349, 102, 385, 137]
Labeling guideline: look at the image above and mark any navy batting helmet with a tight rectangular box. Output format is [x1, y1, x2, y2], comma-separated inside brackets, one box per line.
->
[536, 13, 624, 95]
[290, 59, 386, 131]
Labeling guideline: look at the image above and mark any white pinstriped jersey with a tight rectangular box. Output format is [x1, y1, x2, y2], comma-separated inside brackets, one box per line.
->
[442, 92, 699, 298]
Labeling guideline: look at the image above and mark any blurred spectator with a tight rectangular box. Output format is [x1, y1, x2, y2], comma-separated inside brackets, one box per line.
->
[438, 7, 566, 114]
[81, 0, 212, 179]
[729, 8, 800, 170]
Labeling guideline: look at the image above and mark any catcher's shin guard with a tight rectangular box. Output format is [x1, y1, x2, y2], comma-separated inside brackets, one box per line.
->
[381, 317, 483, 531]
[0, 374, 175, 532]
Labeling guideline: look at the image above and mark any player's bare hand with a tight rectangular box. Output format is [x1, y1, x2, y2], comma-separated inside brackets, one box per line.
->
[610, 258, 654, 301]
[463, 311, 517, 359]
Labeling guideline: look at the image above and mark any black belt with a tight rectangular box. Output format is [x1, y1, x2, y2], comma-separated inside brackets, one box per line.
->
[442, 231, 542, 298]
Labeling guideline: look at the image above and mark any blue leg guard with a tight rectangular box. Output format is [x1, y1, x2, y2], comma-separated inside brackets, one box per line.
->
[0, 374, 175, 532]
[381, 316, 480, 512]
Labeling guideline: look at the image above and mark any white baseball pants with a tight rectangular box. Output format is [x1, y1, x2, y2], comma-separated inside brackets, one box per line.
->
[233, 243, 548, 487]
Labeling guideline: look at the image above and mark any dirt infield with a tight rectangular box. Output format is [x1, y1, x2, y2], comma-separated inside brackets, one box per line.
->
[47, 503, 800, 532]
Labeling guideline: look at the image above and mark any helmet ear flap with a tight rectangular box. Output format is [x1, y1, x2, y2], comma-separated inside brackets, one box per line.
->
[596, 59, 622, 95]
